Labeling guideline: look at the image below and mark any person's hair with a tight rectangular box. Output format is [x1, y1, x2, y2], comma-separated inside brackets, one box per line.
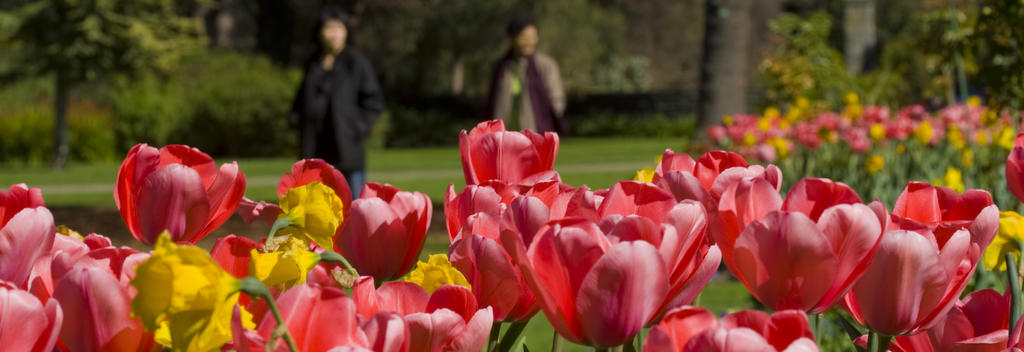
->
[309, 5, 350, 58]
[506, 13, 536, 38]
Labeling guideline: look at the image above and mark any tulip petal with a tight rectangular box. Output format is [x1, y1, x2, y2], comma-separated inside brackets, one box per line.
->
[576, 241, 668, 348]
[135, 164, 211, 243]
[0, 207, 55, 287]
[732, 211, 838, 311]
[814, 204, 883, 311]
[54, 267, 137, 352]
[362, 312, 409, 352]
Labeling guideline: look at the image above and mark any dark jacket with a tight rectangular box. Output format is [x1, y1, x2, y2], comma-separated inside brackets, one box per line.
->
[291, 48, 384, 171]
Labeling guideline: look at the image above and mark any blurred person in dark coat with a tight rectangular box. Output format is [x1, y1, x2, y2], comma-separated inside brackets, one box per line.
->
[485, 14, 566, 133]
[290, 5, 383, 197]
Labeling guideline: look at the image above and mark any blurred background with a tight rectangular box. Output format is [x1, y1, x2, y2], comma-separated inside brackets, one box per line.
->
[1, 0, 1016, 167]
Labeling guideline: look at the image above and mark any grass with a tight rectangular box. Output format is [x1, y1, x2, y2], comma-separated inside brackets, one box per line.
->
[0, 137, 686, 207]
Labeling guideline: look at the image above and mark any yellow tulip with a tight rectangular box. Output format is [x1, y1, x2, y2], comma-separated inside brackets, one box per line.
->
[633, 167, 655, 183]
[962, 149, 975, 167]
[967, 95, 981, 107]
[277, 182, 344, 250]
[767, 137, 790, 159]
[404, 254, 471, 294]
[742, 132, 757, 146]
[983, 211, 1024, 271]
[947, 126, 966, 150]
[131, 232, 242, 351]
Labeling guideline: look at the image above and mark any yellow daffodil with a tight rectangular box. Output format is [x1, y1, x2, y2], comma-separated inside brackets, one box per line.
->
[56, 225, 83, 240]
[962, 149, 975, 167]
[967, 95, 981, 107]
[897, 144, 906, 154]
[277, 182, 344, 250]
[796, 97, 810, 110]
[869, 124, 886, 141]
[633, 167, 655, 183]
[844, 91, 860, 105]
[947, 126, 966, 150]
[131, 232, 243, 352]
[976, 130, 992, 146]
[913, 121, 934, 145]
[767, 137, 790, 159]
[404, 254, 471, 294]
[763, 106, 781, 120]
[742, 132, 757, 146]
[998, 126, 1016, 150]
[249, 235, 320, 289]
[865, 155, 885, 174]
[723, 115, 734, 126]
[936, 167, 965, 193]
[757, 116, 773, 131]
[981, 110, 998, 126]
[983, 211, 1024, 271]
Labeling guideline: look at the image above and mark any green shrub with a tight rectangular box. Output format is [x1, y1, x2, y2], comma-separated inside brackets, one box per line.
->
[568, 112, 696, 138]
[384, 104, 480, 148]
[113, 50, 300, 157]
[0, 99, 116, 164]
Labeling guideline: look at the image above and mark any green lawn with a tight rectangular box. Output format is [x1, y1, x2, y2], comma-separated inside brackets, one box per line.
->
[0, 137, 687, 207]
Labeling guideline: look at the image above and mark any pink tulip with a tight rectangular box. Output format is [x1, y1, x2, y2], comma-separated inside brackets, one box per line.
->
[727, 203, 884, 313]
[352, 278, 494, 352]
[449, 233, 539, 322]
[0, 204, 55, 287]
[53, 266, 153, 352]
[237, 283, 373, 352]
[459, 120, 560, 186]
[714, 176, 783, 259]
[872, 289, 1009, 352]
[444, 184, 505, 242]
[115, 143, 246, 244]
[0, 281, 62, 352]
[644, 306, 818, 352]
[501, 217, 669, 348]
[782, 178, 864, 222]
[335, 183, 432, 282]
[842, 228, 991, 336]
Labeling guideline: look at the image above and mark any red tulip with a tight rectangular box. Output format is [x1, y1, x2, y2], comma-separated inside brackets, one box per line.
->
[53, 266, 153, 352]
[444, 184, 505, 242]
[1007, 133, 1024, 203]
[237, 283, 372, 352]
[0, 183, 44, 226]
[782, 178, 863, 222]
[278, 159, 352, 211]
[0, 205, 55, 287]
[890, 182, 999, 248]
[115, 144, 246, 244]
[876, 289, 1010, 352]
[842, 228, 991, 335]
[502, 217, 669, 348]
[714, 176, 783, 258]
[459, 120, 560, 186]
[727, 204, 884, 313]
[0, 281, 62, 352]
[27, 233, 89, 301]
[335, 183, 432, 282]
[654, 150, 775, 209]
[598, 181, 677, 224]
[643, 306, 818, 352]
[210, 235, 261, 279]
[351, 278, 494, 352]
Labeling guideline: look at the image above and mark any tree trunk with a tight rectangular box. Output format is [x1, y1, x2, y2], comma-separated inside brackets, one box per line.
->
[843, 0, 877, 73]
[698, 0, 752, 128]
[53, 73, 69, 169]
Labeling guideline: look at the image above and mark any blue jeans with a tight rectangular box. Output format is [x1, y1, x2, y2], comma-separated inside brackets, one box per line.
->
[344, 169, 366, 199]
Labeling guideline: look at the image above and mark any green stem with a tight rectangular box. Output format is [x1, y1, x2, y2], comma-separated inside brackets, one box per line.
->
[624, 334, 638, 352]
[1008, 252, 1022, 332]
[552, 331, 563, 352]
[487, 322, 503, 352]
[808, 313, 821, 343]
[497, 320, 529, 352]
[319, 250, 359, 276]
[868, 331, 892, 352]
[267, 217, 291, 241]
[240, 278, 298, 352]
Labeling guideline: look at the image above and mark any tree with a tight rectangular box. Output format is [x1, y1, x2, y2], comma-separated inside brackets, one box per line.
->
[2, 0, 205, 168]
[699, 0, 753, 127]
